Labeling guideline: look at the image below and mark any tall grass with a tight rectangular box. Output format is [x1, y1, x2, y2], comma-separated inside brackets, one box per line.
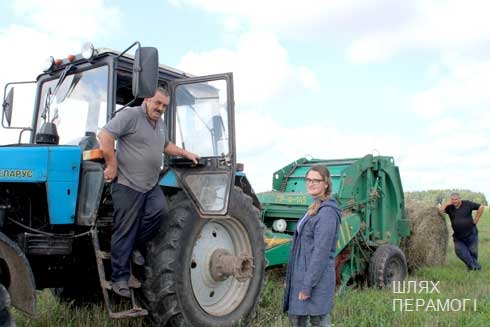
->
[14, 211, 490, 326]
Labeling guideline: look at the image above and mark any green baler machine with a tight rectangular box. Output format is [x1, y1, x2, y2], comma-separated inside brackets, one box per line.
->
[259, 155, 411, 288]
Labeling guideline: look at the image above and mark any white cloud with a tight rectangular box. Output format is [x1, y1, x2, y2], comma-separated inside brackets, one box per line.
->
[414, 0, 490, 45]
[11, 0, 122, 41]
[168, 0, 490, 64]
[1, 0, 122, 77]
[0, 25, 81, 144]
[412, 91, 445, 119]
[0, 0, 123, 144]
[348, 0, 490, 63]
[297, 67, 320, 91]
[427, 117, 460, 137]
[405, 57, 490, 198]
[412, 58, 490, 119]
[223, 16, 241, 32]
[475, 112, 490, 130]
[178, 31, 319, 108]
[347, 35, 401, 64]
[170, 0, 490, 64]
[400, 140, 490, 197]
[0, 25, 79, 82]
[169, 0, 413, 40]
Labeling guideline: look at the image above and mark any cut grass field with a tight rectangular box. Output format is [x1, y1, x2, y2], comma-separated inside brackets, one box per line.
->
[13, 210, 490, 326]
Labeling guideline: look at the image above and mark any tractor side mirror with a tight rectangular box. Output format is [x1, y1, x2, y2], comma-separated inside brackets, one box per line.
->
[133, 47, 158, 98]
[2, 87, 14, 127]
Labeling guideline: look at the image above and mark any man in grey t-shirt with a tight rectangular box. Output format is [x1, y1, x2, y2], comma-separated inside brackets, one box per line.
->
[98, 87, 198, 297]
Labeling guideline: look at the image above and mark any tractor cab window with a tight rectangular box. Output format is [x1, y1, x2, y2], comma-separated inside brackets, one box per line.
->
[113, 71, 169, 112]
[114, 69, 144, 109]
[37, 65, 109, 145]
[174, 80, 229, 157]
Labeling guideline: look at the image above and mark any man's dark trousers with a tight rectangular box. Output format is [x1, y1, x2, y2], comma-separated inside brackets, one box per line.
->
[111, 182, 168, 282]
[453, 227, 480, 270]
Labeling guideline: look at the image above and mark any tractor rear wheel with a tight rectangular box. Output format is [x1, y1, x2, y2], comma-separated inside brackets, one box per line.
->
[368, 244, 407, 288]
[141, 187, 265, 326]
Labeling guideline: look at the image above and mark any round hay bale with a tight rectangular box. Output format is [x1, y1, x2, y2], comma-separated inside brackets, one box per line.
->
[401, 199, 449, 271]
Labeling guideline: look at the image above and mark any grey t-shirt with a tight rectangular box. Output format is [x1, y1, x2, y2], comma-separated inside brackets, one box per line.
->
[102, 104, 169, 192]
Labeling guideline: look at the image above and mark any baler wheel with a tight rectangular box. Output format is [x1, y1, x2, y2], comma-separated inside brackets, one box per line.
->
[368, 244, 407, 288]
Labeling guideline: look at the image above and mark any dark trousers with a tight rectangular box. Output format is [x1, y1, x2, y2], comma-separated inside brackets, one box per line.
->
[453, 228, 480, 270]
[288, 314, 331, 327]
[111, 183, 168, 282]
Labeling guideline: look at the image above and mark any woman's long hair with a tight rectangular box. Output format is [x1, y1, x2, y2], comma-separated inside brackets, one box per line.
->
[306, 165, 333, 216]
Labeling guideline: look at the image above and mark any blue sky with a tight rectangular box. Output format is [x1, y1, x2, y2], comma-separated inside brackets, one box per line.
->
[1, 0, 489, 200]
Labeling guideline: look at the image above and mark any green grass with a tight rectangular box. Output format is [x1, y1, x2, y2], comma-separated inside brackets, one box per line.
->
[14, 211, 490, 326]
[250, 210, 490, 327]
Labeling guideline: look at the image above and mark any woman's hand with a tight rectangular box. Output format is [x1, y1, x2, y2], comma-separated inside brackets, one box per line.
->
[298, 291, 310, 301]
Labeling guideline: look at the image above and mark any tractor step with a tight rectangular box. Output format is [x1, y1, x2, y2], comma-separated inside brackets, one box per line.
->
[91, 228, 147, 319]
[95, 250, 110, 259]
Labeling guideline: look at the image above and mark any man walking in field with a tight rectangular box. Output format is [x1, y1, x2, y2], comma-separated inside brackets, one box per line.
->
[440, 193, 485, 271]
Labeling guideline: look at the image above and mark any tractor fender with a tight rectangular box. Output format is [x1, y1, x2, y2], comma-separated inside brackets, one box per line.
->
[0, 232, 36, 317]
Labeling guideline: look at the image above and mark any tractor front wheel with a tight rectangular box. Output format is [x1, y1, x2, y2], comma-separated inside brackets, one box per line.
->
[142, 187, 265, 326]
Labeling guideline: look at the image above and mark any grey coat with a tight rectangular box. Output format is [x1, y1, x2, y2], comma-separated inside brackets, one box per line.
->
[283, 198, 341, 316]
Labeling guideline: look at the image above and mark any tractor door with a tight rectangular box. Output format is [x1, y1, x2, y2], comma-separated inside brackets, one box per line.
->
[167, 73, 235, 216]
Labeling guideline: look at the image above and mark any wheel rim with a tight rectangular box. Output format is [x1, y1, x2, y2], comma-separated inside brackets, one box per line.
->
[190, 218, 252, 316]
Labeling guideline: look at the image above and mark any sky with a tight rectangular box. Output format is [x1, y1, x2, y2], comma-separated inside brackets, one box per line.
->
[1, 0, 489, 200]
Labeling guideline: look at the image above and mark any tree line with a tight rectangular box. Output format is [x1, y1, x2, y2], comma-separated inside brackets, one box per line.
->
[405, 189, 488, 206]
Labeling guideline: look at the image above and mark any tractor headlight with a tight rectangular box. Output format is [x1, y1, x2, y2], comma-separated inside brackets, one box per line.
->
[272, 219, 287, 233]
[81, 42, 95, 60]
[184, 173, 229, 213]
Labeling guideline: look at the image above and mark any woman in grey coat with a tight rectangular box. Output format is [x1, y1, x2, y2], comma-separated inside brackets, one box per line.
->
[283, 165, 342, 327]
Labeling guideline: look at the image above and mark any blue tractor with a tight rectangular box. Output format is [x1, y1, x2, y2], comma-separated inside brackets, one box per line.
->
[0, 42, 265, 326]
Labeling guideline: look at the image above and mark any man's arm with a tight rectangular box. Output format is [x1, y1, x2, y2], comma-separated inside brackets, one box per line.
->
[439, 200, 452, 215]
[164, 142, 199, 164]
[98, 129, 118, 182]
[473, 204, 485, 225]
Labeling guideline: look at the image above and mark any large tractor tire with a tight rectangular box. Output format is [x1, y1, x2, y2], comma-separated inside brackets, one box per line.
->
[0, 284, 14, 326]
[142, 187, 265, 326]
[368, 244, 407, 288]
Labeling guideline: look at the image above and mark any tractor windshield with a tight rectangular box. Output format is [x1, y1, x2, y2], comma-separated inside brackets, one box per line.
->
[36, 66, 109, 145]
[174, 79, 229, 157]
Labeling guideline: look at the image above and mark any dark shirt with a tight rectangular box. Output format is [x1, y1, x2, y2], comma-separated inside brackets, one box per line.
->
[444, 200, 480, 239]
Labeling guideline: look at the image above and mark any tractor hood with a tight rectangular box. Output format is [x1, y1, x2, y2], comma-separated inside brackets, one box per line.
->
[0, 145, 81, 224]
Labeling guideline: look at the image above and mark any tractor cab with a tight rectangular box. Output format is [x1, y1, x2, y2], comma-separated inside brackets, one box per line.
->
[3, 42, 237, 217]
